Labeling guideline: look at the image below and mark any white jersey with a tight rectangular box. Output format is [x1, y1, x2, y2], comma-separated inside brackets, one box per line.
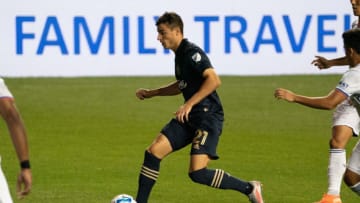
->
[336, 65, 360, 97]
[333, 65, 360, 136]
[0, 78, 13, 99]
[346, 22, 360, 175]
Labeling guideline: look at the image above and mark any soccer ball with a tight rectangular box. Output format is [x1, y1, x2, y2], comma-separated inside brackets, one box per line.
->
[111, 194, 137, 203]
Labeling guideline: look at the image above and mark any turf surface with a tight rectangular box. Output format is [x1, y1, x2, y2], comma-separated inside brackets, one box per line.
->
[0, 75, 358, 202]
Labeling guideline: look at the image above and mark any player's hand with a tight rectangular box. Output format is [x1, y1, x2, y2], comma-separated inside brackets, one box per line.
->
[175, 103, 192, 123]
[17, 169, 32, 199]
[311, 55, 332, 70]
[135, 88, 152, 100]
[274, 88, 296, 102]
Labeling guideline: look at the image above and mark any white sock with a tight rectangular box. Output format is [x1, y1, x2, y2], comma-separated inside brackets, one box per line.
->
[327, 149, 346, 195]
[350, 182, 360, 196]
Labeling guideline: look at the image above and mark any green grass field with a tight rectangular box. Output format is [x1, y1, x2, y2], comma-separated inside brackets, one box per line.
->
[0, 75, 358, 203]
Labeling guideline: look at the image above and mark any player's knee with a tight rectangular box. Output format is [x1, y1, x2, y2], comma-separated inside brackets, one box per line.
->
[329, 138, 346, 149]
[344, 172, 352, 186]
[188, 168, 208, 185]
[146, 134, 172, 159]
[344, 169, 360, 186]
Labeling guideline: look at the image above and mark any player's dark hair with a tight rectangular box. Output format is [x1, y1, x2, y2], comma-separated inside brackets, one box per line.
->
[156, 12, 184, 34]
[343, 29, 360, 54]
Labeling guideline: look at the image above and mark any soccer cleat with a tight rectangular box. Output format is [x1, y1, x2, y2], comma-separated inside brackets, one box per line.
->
[313, 194, 342, 203]
[248, 181, 264, 203]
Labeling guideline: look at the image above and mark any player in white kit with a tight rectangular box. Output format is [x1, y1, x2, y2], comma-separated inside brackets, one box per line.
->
[0, 78, 32, 203]
[342, 28, 360, 197]
[347, 91, 360, 196]
[275, 29, 360, 203]
[311, 0, 360, 70]
[300, 1, 360, 202]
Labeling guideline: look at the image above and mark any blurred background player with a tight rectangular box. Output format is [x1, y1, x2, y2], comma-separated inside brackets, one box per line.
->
[307, 0, 360, 202]
[274, 29, 360, 203]
[134, 12, 264, 203]
[0, 77, 32, 202]
[311, 0, 360, 70]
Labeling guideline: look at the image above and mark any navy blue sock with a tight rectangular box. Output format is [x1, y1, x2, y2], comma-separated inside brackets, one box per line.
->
[189, 168, 253, 195]
[135, 151, 161, 203]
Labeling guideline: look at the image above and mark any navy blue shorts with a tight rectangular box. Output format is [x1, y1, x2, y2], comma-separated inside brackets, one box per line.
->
[160, 113, 223, 160]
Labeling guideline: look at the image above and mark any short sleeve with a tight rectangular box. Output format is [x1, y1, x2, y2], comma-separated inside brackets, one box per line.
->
[336, 69, 360, 97]
[190, 50, 212, 75]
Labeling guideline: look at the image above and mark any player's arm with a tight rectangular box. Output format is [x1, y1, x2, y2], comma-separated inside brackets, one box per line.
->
[175, 68, 221, 123]
[135, 80, 182, 100]
[274, 88, 346, 110]
[0, 99, 32, 198]
[185, 68, 220, 107]
[311, 56, 348, 70]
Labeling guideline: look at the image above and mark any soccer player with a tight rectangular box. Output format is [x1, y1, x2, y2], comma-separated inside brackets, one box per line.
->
[134, 12, 264, 203]
[305, 1, 360, 202]
[0, 78, 32, 202]
[274, 29, 360, 203]
[311, 0, 360, 70]
[343, 29, 360, 197]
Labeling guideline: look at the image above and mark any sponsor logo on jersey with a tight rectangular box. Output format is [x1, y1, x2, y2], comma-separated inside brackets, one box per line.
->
[192, 52, 202, 63]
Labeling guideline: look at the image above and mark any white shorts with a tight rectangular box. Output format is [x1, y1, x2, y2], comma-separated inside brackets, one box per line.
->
[333, 103, 360, 136]
[0, 78, 13, 99]
[0, 157, 13, 203]
[348, 140, 360, 175]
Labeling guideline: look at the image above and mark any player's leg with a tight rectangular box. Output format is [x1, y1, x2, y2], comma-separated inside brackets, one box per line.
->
[187, 128, 264, 203]
[328, 126, 353, 194]
[344, 139, 360, 196]
[0, 157, 13, 203]
[136, 119, 192, 203]
[344, 169, 360, 195]
[316, 125, 353, 203]
[188, 154, 253, 194]
[135, 133, 172, 203]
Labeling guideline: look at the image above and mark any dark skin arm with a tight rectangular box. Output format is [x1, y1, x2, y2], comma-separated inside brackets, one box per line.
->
[0, 98, 32, 199]
[311, 56, 348, 70]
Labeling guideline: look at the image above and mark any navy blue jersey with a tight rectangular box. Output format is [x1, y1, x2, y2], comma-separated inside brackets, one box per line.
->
[174, 39, 224, 119]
